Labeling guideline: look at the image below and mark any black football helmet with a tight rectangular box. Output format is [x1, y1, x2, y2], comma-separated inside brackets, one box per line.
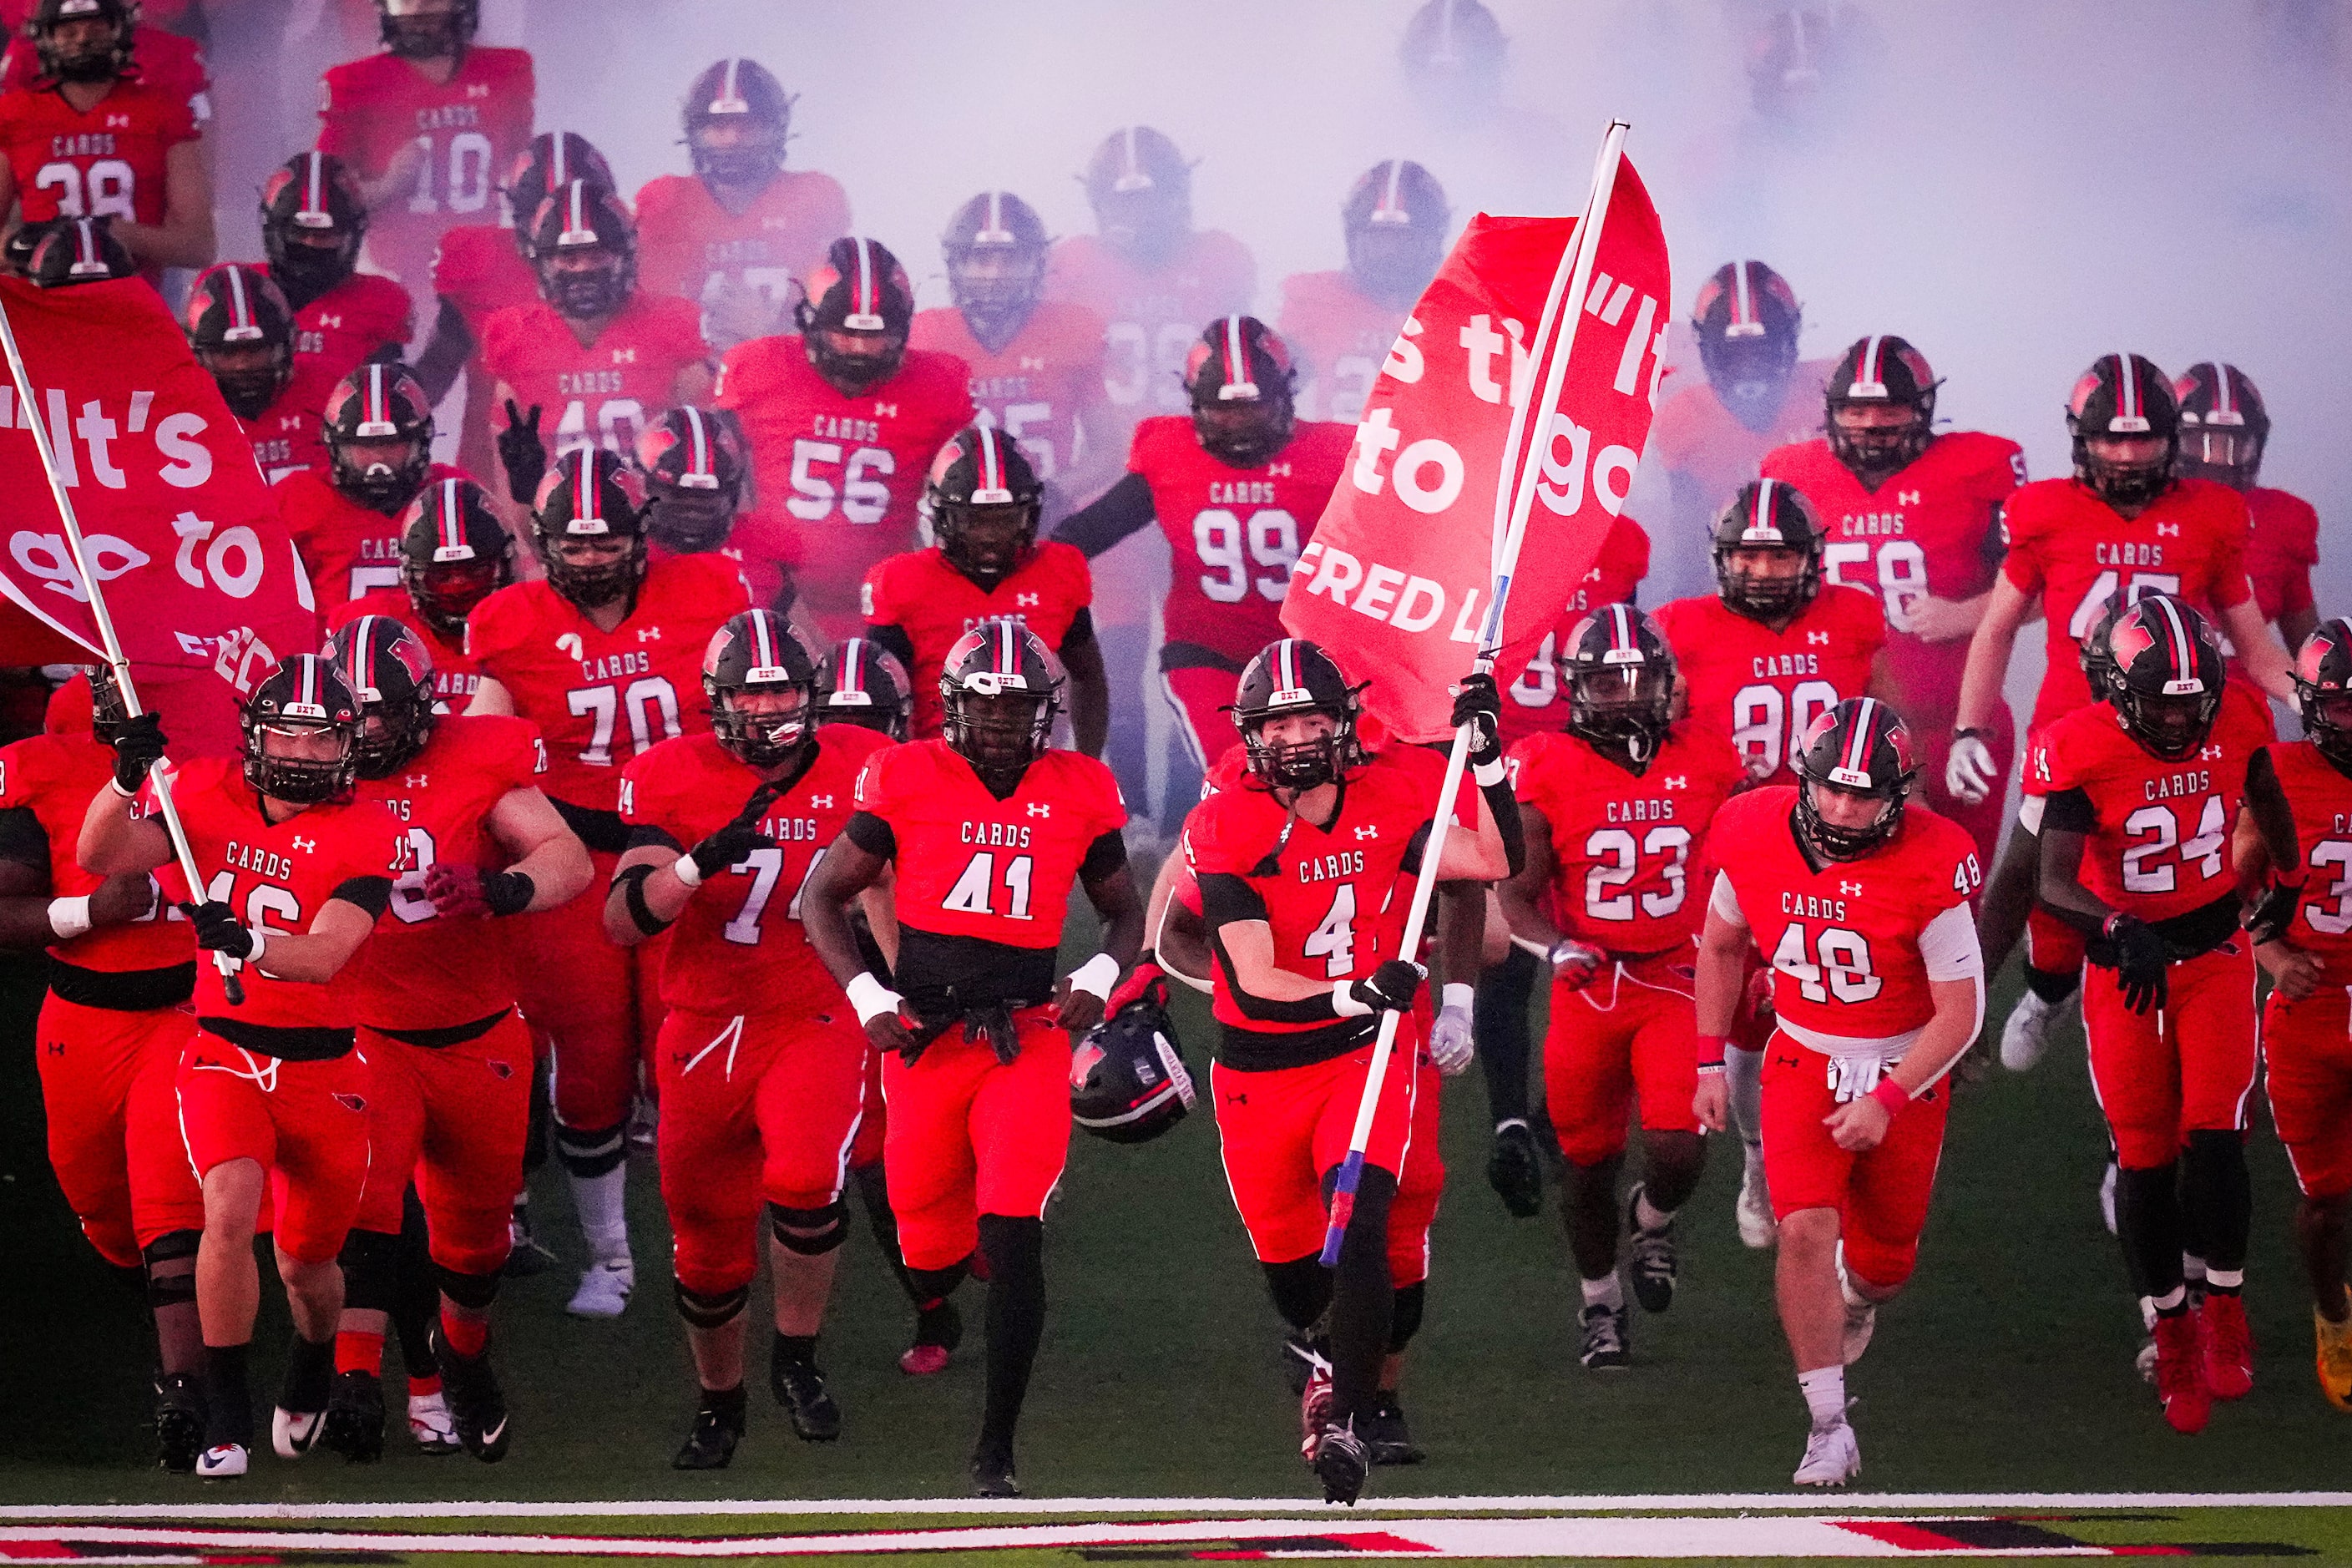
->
[2066, 352, 2178, 509]
[329, 613, 438, 776]
[321, 363, 435, 514]
[185, 265, 296, 420]
[795, 236, 913, 397]
[1399, 0, 1508, 114]
[1185, 316, 1297, 469]
[1343, 159, 1449, 307]
[703, 609, 821, 769]
[503, 133, 617, 256]
[532, 448, 649, 611]
[29, 0, 134, 83]
[1692, 260, 1801, 428]
[2078, 589, 2131, 701]
[260, 152, 368, 309]
[684, 58, 792, 189]
[376, 0, 477, 61]
[1825, 334, 1939, 485]
[816, 637, 911, 740]
[2294, 620, 2352, 776]
[2172, 361, 2269, 492]
[1070, 979, 1195, 1144]
[926, 424, 1042, 590]
[940, 618, 1063, 790]
[1792, 697, 1918, 862]
[1082, 125, 1191, 263]
[26, 217, 133, 286]
[398, 476, 513, 640]
[2105, 594, 2224, 760]
[1712, 478, 1823, 623]
[240, 655, 362, 806]
[529, 180, 635, 319]
[942, 190, 1049, 347]
[1229, 637, 1366, 792]
[1563, 603, 1677, 769]
[86, 661, 129, 745]
[635, 406, 746, 554]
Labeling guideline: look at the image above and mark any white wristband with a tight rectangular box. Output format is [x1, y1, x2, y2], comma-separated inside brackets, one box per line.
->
[46, 895, 92, 941]
[1472, 756, 1508, 788]
[1440, 981, 1474, 1013]
[671, 853, 705, 890]
[1332, 980, 1373, 1018]
[241, 925, 266, 968]
[844, 971, 903, 1026]
[1067, 952, 1121, 1002]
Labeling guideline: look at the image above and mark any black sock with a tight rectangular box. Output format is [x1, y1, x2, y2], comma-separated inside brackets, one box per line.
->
[975, 1214, 1044, 1454]
[699, 1381, 747, 1419]
[1323, 1166, 1396, 1429]
[1388, 1280, 1425, 1353]
[392, 1187, 438, 1373]
[1474, 947, 1538, 1125]
[2024, 963, 2080, 1004]
[853, 1161, 924, 1308]
[2114, 1161, 2186, 1304]
[281, 1332, 334, 1412]
[2183, 1130, 2251, 1277]
[205, 1343, 253, 1447]
[774, 1331, 817, 1369]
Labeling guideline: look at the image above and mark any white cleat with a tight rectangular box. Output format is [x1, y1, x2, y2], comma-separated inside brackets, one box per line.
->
[271, 1405, 324, 1459]
[196, 1442, 248, 1479]
[1736, 1155, 1778, 1249]
[567, 1254, 635, 1318]
[408, 1390, 460, 1454]
[1793, 1419, 1860, 1487]
[1999, 989, 2054, 1072]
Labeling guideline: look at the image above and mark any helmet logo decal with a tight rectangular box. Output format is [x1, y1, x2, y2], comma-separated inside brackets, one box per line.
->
[2107, 352, 2149, 432]
[970, 426, 1013, 504]
[1848, 334, 1887, 398]
[1828, 697, 1877, 787]
[1741, 478, 1785, 542]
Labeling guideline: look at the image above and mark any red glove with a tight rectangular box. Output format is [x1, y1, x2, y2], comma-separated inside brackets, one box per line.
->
[422, 861, 492, 919]
[1105, 957, 1171, 1015]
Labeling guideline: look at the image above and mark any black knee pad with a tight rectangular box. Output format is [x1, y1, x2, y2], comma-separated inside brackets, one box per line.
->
[554, 1120, 628, 1179]
[436, 1263, 502, 1312]
[336, 1227, 403, 1313]
[1262, 1254, 1332, 1333]
[143, 1229, 200, 1308]
[672, 1277, 750, 1330]
[1388, 1279, 1426, 1352]
[976, 1213, 1044, 1282]
[766, 1199, 850, 1256]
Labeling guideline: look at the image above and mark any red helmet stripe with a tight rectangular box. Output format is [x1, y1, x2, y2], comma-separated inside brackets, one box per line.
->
[749, 609, 776, 671]
[840, 638, 866, 695]
[684, 407, 711, 476]
[2115, 352, 2139, 422]
[74, 218, 98, 270]
[225, 265, 253, 331]
[1608, 602, 1634, 655]
[303, 151, 325, 218]
[1377, 159, 1404, 220]
[2152, 595, 2194, 682]
[2213, 362, 2238, 419]
[575, 448, 599, 524]
[1732, 260, 1756, 328]
[855, 238, 874, 319]
[346, 616, 375, 690]
[438, 478, 464, 551]
[1842, 697, 1879, 777]
[297, 655, 317, 711]
[721, 57, 740, 109]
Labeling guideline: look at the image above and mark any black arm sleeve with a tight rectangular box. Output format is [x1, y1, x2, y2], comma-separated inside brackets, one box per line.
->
[1050, 471, 1156, 558]
[1401, 821, 1434, 878]
[1200, 872, 1348, 1024]
[0, 807, 48, 870]
[1484, 777, 1525, 876]
[624, 823, 685, 855]
[329, 875, 393, 918]
[1059, 606, 1096, 651]
[1077, 827, 1126, 884]
[412, 296, 476, 406]
[844, 810, 897, 859]
[2039, 786, 2096, 834]
[865, 622, 916, 672]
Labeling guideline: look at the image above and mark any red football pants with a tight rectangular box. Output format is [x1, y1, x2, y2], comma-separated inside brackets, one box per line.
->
[1390, 1055, 1444, 1287]
[517, 847, 666, 1132]
[352, 1015, 533, 1277]
[176, 1034, 372, 1265]
[1212, 1024, 1421, 1267]
[1759, 1034, 1950, 1291]
[2027, 904, 2089, 975]
[1545, 956, 1702, 1166]
[849, 1041, 886, 1171]
[2263, 983, 2352, 1200]
[880, 1008, 1070, 1272]
[2084, 940, 2258, 1169]
[35, 994, 204, 1265]
[1162, 665, 1242, 771]
[657, 1004, 871, 1297]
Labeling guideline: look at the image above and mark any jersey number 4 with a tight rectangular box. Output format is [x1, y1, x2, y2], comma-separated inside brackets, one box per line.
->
[943, 851, 1034, 920]
[2120, 794, 2225, 895]
[1771, 923, 1882, 1004]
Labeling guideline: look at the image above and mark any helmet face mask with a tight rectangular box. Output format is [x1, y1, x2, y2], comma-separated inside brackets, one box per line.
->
[1692, 260, 1801, 427]
[540, 243, 630, 318]
[703, 611, 819, 770]
[927, 424, 1043, 590]
[1186, 316, 1297, 469]
[399, 477, 512, 638]
[2067, 353, 2180, 510]
[1791, 698, 1915, 862]
[1083, 127, 1191, 264]
[636, 407, 746, 554]
[202, 342, 291, 420]
[2294, 621, 2352, 776]
[1230, 638, 1363, 793]
[1342, 159, 1449, 306]
[939, 620, 1063, 791]
[2105, 595, 2224, 761]
[323, 363, 435, 515]
[1825, 334, 1938, 484]
[943, 191, 1049, 347]
[685, 58, 792, 190]
[2172, 361, 2269, 492]
[1070, 989, 1195, 1144]
[529, 182, 636, 321]
[797, 238, 913, 397]
[1711, 480, 1823, 623]
[240, 657, 362, 807]
[86, 663, 128, 744]
[532, 450, 648, 612]
[331, 617, 438, 777]
[32, 0, 132, 83]
[187, 265, 298, 421]
[377, 0, 477, 60]
[1564, 604, 1676, 767]
[260, 153, 367, 306]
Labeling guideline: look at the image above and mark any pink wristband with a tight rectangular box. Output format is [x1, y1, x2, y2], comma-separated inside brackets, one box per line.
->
[1868, 1078, 1909, 1115]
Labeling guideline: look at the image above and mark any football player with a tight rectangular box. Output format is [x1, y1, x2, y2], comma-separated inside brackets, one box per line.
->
[1054, 317, 1352, 773]
[1762, 336, 2026, 867]
[634, 404, 782, 603]
[185, 263, 337, 484]
[78, 660, 403, 1480]
[864, 425, 1105, 754]
[1499, 608, 1746, 1368]
[607, 613, 889, 1468]
[0, 0, 211, 275]
[281, 363, 460, 605]
[910, 190, 1113, 509]
[2031, 596, 2296, 1434]
[714, 236, 974, 640]
[0, 0, 210, 119]
[483, 180, 714, 501]
[2175, 362, 2320, 654]
[258, 151, 412, 389]
[1949, 355, 2290, 1073]
[1655, 479, 1890, 1247]
[1277, 159, 1449, 426]
[1695, 699, 1985, 1486]
[2243, 621, 2352, 1409]
[466, 449, 751, 1317]
[315, 0, 534, 306]
[326, 474, 514, 713]
[802, 619, 1142, 1498]
[1183, 639, 1517, 1505]
[635, 58, 849, 351]
[0, 668, 205, 1469]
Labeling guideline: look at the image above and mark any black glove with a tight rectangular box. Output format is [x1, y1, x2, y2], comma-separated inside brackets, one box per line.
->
[1450, 671, 1503, 769]
[498, 400, 546, 507]
[180, 900, 255, 960]
[2104, 913, 2169, 1017]
[964, 1003, 1021, 1066]
[1348, 958, 1425, 1014]
[2247, 880, 2306, 946]
[110, 710, 166, 794]
[686, 782, 781, 881]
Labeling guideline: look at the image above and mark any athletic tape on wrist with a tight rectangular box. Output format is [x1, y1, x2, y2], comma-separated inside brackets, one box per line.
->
[1067, 951, 1120, 1002]
[845, 971, 903, 1025]
[46, 895, 92, 941]
[1472, 756, 1508, 788]
[672, 853, 705, 890]
[1332, 982, 1373, 1018]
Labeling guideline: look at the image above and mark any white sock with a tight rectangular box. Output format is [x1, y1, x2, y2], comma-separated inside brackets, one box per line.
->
[1633, 1189, 1674, 1232]
[568, 1166, 630, 1261]
[1727, 1046, 1764, 1147]
[1581, 1272, 1624, 1311]
[1798, 1364, 1845, 1429]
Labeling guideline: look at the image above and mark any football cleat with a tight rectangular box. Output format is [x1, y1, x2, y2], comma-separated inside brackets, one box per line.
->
[2200, 1293, 2254, 1402]
[1282, 1328, 1329, 1399]
[671, 1389, 745, 1471]
[1737, 1153, 1778, 1249]
[2152, 1311, 2211, 1434]
[567, 1254, 635, 1318]
[1999, 989, 2055, 1071]
[504, 1204, 555, 1277]
[1625, 1184, 1677, 1313]
[2314, 1309, 2352, 1412]
[154, 1373, 205, 1474]
[1359, 1393, 1424, 1465]
[435, 1328, 512, 1462]
[2101, 1162, 2119, 1236]
[1310, 1420, 1370, 1505]
[195, 1442, 248, 1479]
[320, 1369, 384, 1463]
[900, 1297, 962, 1377]
[971, 1439, 1021, 1499]
[771, 1358, 842, 1442]
[1487, 1119, 1544, 1218]
[271, 1404, 325, 1460]
[1793, 1419, 1860, 1486]
[1298, 1363, 1334, 1459]
[407, 1389, 460, 1454]
[1578, 1301, 1630, 1370]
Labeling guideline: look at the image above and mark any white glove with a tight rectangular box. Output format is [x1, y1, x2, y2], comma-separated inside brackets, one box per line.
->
[1945, 732, 1998, 805]
[1429, 983, 1476, 1077]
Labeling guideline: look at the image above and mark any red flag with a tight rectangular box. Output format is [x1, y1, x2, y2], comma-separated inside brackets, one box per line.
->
[0, 277, 319, 752]
[1282, 159, 1670, 742]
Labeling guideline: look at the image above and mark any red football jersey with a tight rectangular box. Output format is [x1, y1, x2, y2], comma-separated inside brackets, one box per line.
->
[861, 541, 1092, 740]
[0, 729, 185, 970]
[480, 291, 711, 463]
[326, 588, 480, 710]
[1510, 725, 1746, 953]
[2031, 683, 2274, 923]
[1043, 229, 1256, 434]
[0, 25, 208, 119]
[2245, 486, 2319, 627]
[1497, 513, 1651, 746]
[1710, 786, 1980, 1046]
[1128, 414, 1351, 668]
[266, 266, 414, 390]
[1648, 360, 1834, 517]
[853, 739, 1125, 952]
[908, 301, 1107, 486]
[465, 552, 750, 812]
[245, 357, 340, 483]
[280, 461, 467, 605]
[2000, 476, 2253, 731]
[633, 169, 849, 322]
[342, 714, 541, 1029]
[314, 46, 535, 294]
[150, 754, 404, 1034]
[0, 75, 195, 236]
[1277, 269, 1404, 426]
[620, 724, 885, 1014]
[1762, 430, 2024, 726]
[712, 336, 974, 640]
[2263, 741, 2352, 981]
[1652, 585, 1884, 786]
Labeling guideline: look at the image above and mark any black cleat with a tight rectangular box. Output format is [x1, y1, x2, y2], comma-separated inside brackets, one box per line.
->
[320, 1370, 384, 1463]
[1625, 1183, 1678, 1314]
[1486, 1119, 1544, 1218]
[433, 1327, 512, 1463]
[1359, 1393, 1425, 1465]
[1578, 1301, 1631, 1370]
[970, 1439, 1021, 1498]
[671, 1387, 746, 1470]
[154, 1373, 205, 1474]
[1311, 1421, 1369, 1505]
[771, 1357, 842, 1442]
